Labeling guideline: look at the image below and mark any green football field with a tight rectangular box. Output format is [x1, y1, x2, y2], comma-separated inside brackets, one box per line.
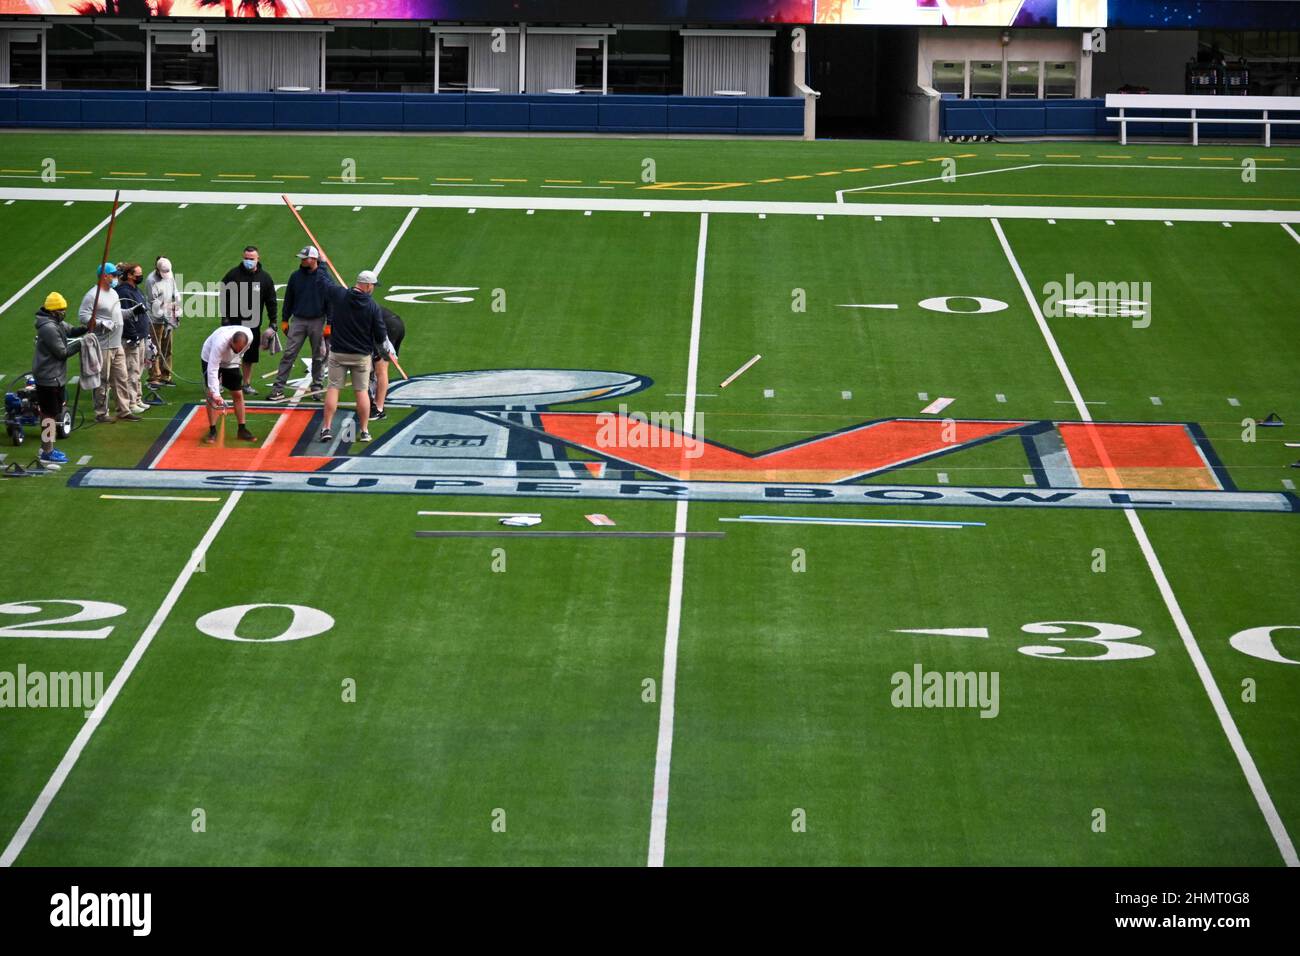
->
[0, 133, 1297, 866]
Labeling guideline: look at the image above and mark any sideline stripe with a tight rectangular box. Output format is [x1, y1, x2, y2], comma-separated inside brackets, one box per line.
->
[4, 186, 1300, 225]
[721, 515, 981, 529]
[99, 494, 220, 502]
[0, 203, 131, 318]
[418, 510, 540, 518]
[0, 490, 243, 867]
[1283, 223, 1300, 245]
[992, 217, 1299, 868]
[416, 530, 723, 539]
[647, 211, 707, 868]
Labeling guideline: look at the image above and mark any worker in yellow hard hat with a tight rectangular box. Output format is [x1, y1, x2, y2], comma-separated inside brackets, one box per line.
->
[31, 291, 93, 467]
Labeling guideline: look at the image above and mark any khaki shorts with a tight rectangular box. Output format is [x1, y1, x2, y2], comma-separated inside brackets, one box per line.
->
[327, 351, 372, 391]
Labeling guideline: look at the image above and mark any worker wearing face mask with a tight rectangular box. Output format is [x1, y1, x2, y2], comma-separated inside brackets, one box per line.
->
[79, 262, 138, 423]
[217, 244, 279, 396]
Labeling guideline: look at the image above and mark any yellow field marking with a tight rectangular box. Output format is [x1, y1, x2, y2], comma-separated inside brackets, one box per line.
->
[61, 170, 92, 175]
[815, 171, 841, 176]
[108, 171, 148, 176]
[1, 168, 37, 173]
[383, 176, 419, 180]
[756, 178, 784, 183]
[785, 174, 813, 180]
[1199, 157, 1235, 161]
[217, 173, 256, 177]
[869, 189, 1300, 202]
[995, 153, 1030, 158]
[926, 158, 949, 162]
[638, 181, 748, 191]
[599, 180, 636, 184]
[491, 178, 527, 182]
[954, 153, 978, 158]
[1094, 154, 1129, 159]
[544, 179, 581, 183]
[844, 167, 870, 172]
[165, 172, 201, 177]
[1254, 158, 1286, 163]
[1146, 156, 1183, 161]
[274, 174, 309, 179]
[873, 164, 896, 169]
[899, 160, 924, 166]
[1045, 154, 1080, 158]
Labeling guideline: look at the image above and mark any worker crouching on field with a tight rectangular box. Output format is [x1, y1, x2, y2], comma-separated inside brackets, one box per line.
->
[199, 325, 256, 445]
[32, 291, 93, 466]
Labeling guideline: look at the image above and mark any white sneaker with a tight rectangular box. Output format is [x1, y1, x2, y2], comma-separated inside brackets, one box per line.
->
[132, 404, 150, 415]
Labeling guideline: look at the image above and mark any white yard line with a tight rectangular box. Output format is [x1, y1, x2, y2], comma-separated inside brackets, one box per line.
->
[837, 163, 1043, 200]
[2, 186, 1297, 225]
[374, 207, 420, 275]
[0, 203, 131, 318]
[992, 217, 1299, 868]
[0, 202, 422, 864]
[648, 211, 707, 868]
[1283, 223, 1300, 245]
[0, 490, 244, 867]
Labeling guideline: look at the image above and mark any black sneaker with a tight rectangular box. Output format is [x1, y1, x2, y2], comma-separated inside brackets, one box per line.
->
[161, 380, 177, 388]
[358, 430, 373, 443]
[267, 386, 286, 401]
[310, 382, 324, 398]
[318, 428, 333, 442]
[371, 408, 387, 421]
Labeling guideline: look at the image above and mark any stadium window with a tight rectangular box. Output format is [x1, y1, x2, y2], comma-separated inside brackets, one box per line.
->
[6, 29, 43, 88]
[326, 25, 432, 93]
[969, 60, 1002, 99]
[1044, 61, 1077, 99]
[601, 27, 682, 96]
[435, 36, 469, 91]
[1006, 60, 1040, 99]
[150, 30, 218, 90]
[931, 60, 965, 97]
[45, 22, 145, 90]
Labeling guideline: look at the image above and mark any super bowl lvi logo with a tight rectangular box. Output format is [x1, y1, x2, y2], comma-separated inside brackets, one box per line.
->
[70, 369, 1299, 514]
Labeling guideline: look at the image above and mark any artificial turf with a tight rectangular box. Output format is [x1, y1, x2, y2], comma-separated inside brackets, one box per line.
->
[0, 132, 1296, 865]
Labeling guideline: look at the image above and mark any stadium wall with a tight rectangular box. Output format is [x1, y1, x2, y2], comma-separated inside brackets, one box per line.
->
[0, 89, 805, 136]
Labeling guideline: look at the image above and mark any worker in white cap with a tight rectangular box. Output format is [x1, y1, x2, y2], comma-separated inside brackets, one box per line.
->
[319, 269, 393, 445]
[269, 244, 337, 401]
[145, 255, 182, 389]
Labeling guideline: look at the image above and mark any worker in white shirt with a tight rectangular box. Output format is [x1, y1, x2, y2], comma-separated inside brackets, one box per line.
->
[199, 325, 256, 444]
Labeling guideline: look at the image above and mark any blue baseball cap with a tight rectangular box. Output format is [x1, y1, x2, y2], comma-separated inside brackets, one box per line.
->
[97, 263, 118, 276]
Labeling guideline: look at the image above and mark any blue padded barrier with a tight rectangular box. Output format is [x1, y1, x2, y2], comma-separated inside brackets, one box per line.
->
[0, 89, 806, 136]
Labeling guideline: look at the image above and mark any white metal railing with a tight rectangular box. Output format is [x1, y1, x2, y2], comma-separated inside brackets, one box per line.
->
[1106, 93, 1300, 147]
